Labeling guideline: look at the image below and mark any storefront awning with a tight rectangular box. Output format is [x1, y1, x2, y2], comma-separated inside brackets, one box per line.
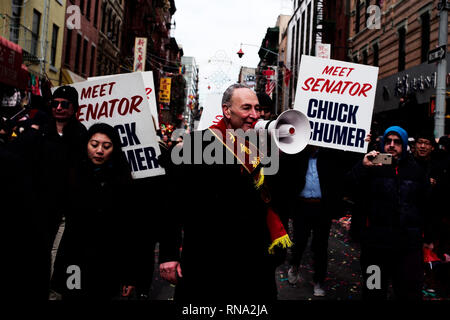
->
[61, 68, 86, 84]
[0, 35, 24, 89]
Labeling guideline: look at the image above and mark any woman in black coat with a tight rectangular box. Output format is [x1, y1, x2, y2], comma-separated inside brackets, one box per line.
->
[52, 123, 136, 300]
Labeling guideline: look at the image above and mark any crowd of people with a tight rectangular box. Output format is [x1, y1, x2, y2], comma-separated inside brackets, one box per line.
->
[1, 84, 449, 301]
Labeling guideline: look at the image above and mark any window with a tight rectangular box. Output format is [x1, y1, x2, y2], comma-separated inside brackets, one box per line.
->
[80, 0, 85, 15]
[108, 9, 112, 33]
[295, 20, 300, 94]
[94, 0, 99, 28]
[82, 39, 88, 75]
[421, 12, 430, 63]
[300, 12, 305, 56]
[362, 49, 368, 65]
[64, 29, 72, 66]
[398, 27, 406, 71]
[306, 2, 312, 54]
[97, 53, 102, 75]
[10, 0, 22, 44]
[289, 24, 296, 108]
[372, 42, 379, 66]
[294, 20, 299, 68]
[75, 33, 82, 74]
[112, 19, 117, 42]
[290, 25, 296, 68]
[90, 46, 96, 77]
[101, 3, 106, 32]
[115, 22, 120, 46]
[50, 24, 59, 66]
[355, 0, 360, 34]
[86, 0, 92, 21]
[31, 9, 41, 56]
[365, 0, 371, 26]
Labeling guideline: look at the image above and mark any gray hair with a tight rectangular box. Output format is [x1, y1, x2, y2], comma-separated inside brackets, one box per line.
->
[222, 83, 251, 107]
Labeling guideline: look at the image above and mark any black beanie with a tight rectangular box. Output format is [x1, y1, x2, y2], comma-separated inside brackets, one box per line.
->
[52, 85, 79, 112]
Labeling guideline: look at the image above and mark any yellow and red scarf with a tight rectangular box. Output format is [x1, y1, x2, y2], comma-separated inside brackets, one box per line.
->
[209, 119, 292, 254]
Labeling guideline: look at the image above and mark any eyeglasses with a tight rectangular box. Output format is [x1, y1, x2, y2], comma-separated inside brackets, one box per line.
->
[51, 100, 71, 109]
[416, 139, 432, 146]
[385, 138, 402, 145]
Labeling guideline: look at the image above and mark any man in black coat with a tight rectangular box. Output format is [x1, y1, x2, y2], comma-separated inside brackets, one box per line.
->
[348, 126, 430, 300]
[278, 145, 347, 297]
[11, 85, 87, 299]
[158, 84, 287, 301]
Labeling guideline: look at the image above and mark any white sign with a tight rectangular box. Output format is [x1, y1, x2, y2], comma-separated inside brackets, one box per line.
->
[89, 71, 159, 131]
[140, 71, 160, 130]
[315, 43, 331, 59]
[196, 93, 223, 131]
[294, 55, 379, 153]
[133, 37, 147, 72]
[59, 73, 165, 178]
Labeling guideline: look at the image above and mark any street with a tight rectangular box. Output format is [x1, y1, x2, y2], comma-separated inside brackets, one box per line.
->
[149, 219, 363, 301]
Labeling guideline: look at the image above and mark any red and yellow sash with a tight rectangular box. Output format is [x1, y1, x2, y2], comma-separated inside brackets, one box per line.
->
[209, 119, 292, 254]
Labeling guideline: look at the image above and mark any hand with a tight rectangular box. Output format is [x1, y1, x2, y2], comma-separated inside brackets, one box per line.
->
[121, 285, 135, 297]
[365, 133, 372, 143]
[362, 150, 381, 167]
[160, 261, 183, 284]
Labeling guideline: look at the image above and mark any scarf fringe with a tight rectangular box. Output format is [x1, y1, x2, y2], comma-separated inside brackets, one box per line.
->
[254, 168, 264, 189]
[268, 234, 293, 254]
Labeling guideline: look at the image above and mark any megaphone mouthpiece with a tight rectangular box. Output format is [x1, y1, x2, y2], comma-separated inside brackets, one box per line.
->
[276, 124, 296, 138]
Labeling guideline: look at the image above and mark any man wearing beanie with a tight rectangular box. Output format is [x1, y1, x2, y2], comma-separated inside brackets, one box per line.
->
[11, 85, 87, 300]
[347, 126, 431, 300]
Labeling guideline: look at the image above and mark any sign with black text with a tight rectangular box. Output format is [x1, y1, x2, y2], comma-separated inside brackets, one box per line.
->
[58, 73, 165, 178]
[294, 55, 379, 153]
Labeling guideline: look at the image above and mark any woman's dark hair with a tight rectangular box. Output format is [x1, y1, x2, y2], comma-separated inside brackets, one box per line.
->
[86, 123, 132, 177]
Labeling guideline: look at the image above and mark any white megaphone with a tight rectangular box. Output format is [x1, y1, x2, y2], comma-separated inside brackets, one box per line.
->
[253, 109, 310, 154]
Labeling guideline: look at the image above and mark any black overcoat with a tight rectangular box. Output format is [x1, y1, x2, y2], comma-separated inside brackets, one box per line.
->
[159, 130, 279, 301]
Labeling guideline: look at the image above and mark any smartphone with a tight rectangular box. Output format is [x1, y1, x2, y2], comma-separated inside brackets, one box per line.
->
[372, 153, 392, 165]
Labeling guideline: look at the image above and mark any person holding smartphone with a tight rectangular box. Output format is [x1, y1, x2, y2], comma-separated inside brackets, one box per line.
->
[347, 126, 431, 300]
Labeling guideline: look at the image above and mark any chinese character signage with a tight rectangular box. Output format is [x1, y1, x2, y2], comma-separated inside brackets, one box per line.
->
[133, 37, 147, 72]
[159, 77, 171, 103]
[263, 67, 276, 96]
[315, 43, 331, 59]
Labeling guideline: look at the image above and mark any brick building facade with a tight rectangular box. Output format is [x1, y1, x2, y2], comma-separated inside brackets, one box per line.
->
[349, 0, 450, 135]
[61, 0, 102, 83]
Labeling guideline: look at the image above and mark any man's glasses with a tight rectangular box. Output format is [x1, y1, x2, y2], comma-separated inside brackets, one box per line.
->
[416, 139, 432, 146]
[51, 100, 71, 109]
[385, 138, 402, 145]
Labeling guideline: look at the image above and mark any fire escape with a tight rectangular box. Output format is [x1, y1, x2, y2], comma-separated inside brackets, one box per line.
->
[312, 0, 325, 55]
